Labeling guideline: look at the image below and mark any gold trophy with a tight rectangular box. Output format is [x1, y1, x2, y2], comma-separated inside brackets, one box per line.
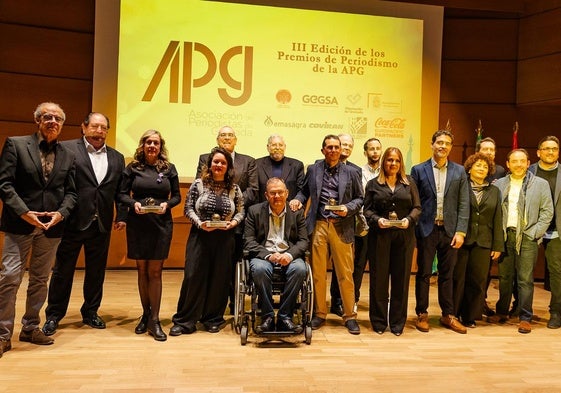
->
[325, 197, 344, 211]
[140, 197, 164, 213]
[387, 210, 402, 226]
[207, 213, 228, 228]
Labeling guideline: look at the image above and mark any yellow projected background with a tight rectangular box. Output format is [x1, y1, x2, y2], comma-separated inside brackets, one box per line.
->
[115, 0, 424, 179]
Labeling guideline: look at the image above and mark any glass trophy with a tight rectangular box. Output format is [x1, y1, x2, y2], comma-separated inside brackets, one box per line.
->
[140, 197, 164, 213]
[207, 213, 228, 228]
[324, 197, 345, 211]
[387, 211, 403, 227]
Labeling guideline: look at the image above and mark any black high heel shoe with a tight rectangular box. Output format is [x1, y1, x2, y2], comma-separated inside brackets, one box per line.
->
[135, 314, 149, 334]
[147, 319, 167, 341]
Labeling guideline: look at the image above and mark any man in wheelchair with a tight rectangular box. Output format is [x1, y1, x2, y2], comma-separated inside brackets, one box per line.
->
[244, 177, 309, 334]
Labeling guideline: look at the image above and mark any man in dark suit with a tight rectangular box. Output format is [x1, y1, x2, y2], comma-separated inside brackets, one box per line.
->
[43, 112, 126, 336]
[476, 137, 506, 182]
[0, 102, 77, 356]
[244, 177, 308, 333]
[196, 125, 258, 313]
[290, 134, 363, 335]
[254, 134, 304, 203]
[411, 129, 469, 334]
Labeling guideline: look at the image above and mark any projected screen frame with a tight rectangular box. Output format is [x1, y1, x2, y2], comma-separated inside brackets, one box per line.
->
[93, 0, 443, 181]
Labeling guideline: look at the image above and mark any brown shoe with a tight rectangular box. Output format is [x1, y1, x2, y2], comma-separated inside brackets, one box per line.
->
[440, 315, 467, 334]
[19, 328, 54, 345]
[487, 314, 508, 324]
[416, 313, 429, 332]
[518, 320, 531, 334]
[0, 339, 11, 358]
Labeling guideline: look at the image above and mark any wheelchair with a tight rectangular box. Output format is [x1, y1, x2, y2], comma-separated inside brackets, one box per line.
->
[233, 254, 313, 345]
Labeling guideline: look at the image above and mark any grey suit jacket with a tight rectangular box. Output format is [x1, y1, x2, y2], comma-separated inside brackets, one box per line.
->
[61, 138, 126, 233]
[411, 158, 469, 238]
[0, 133, 77, 237]
[254, 156, 304, 203]
[294, 160, 363, 243]
[244, 201, 308, 261]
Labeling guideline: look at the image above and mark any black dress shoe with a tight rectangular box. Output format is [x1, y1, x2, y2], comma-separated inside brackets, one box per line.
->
[330, 304, 344, 317]
[277, 318, 303, 334]
[345, 319, 361, 335]
[135, 315, 149, 334]
[206, 324, 220, 333]
[42, 319, 58, 336]
[311, 316, 326, 330]
[169, 323, 196, 336]
[392, 330, 402, 336]
[82, 314, 106, 329]
[147, 320, 167, 341]
[255, 316, 275, 334]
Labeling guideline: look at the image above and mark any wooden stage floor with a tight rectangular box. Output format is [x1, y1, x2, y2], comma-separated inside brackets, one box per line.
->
[1, 270, 560, 393]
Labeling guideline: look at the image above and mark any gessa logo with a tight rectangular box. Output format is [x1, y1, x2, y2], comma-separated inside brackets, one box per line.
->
[142, 41, 253, 106]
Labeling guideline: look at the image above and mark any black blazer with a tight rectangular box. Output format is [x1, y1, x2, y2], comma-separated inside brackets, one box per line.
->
[254, 156, 304, 203]
[244, 201, 308, 261]
[196, 151, 258, 207]
[61, 139, 126, 233]
[0, 134, 77, 237]
[464, 182, 504, 252]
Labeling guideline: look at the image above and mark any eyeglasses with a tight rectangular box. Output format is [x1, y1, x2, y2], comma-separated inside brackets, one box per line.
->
[540, 147, 559, 152]
[41, 114, 64, 123]
[89, 124, 108, 132]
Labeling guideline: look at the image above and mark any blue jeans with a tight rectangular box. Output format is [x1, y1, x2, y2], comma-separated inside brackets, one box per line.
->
[0, 229, 61, 340]
[250, 257, 307, 320]
[496, 230, 538, 322]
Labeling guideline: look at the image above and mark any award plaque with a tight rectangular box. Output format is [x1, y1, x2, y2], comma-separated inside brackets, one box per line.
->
[324, 197, 345, 211]
[207, 213, 228, 228]
[140, 197, 164, 213]
[386, 211, 404, 227]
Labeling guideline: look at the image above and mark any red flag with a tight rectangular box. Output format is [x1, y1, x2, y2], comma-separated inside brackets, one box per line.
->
[512, 121, 519, 149]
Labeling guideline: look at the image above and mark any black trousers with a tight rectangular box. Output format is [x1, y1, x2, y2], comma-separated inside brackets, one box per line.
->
[454, 244, 491, 321]
[46, 224, 111, 321]
[172, 228, 234, 327]
[368, 228, 414, 332]
[415, 226, 457, 316]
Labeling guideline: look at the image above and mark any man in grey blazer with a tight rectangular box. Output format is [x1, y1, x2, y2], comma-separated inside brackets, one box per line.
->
[290, 134, 363, 335]
[0, 102, 77, 357]
[43, 112, 126, 336]
[411, 129, 469, 334]
[529, 136, 561, 329]
[244, 178, 308, 333]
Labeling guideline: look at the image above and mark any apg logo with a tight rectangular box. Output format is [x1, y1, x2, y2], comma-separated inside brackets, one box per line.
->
[142, 41, 253, 106]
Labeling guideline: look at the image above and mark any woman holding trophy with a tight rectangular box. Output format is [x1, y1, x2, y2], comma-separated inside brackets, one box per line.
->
[170, 146, 244, 336]
[363, 147, 421, 336]
[118, 129, 181, 341]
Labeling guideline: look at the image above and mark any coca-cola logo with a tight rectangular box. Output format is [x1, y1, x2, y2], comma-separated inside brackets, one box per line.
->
[375, 117, 406, 129]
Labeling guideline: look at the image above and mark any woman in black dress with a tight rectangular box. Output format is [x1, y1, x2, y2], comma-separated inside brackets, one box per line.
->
[118, 129, 181, 341]
[170, 147, 244, 336]
[364, 147, 421, 336]
[453, 152, 503, 327]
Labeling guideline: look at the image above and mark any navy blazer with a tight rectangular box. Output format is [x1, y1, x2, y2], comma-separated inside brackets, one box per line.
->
[411, 158, 469, 238]
[244, 201, 308, 261]
[0, 134, 77, 237]
[254, 156, 304, 203]
[61, 138, 126, 233]
[294, 160, 363, 243]
[196, 151, 258, 207]
[529, 162, 561, 233]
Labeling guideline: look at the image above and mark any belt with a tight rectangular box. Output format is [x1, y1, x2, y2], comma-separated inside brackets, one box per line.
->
[434, 220, 444, 226]
[317, 217, 339, 224]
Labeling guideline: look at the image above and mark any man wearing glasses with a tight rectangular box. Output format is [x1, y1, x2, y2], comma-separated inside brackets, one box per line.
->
[529, 136, 561, 329]
[0, 102, 77, 357]
[43, 112, 126, 336]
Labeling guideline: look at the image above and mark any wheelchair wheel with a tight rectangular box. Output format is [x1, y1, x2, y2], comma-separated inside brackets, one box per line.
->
[240, 325, 248, 346]
[234, 260, 245, 333]
[304, 326, 312, 345]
